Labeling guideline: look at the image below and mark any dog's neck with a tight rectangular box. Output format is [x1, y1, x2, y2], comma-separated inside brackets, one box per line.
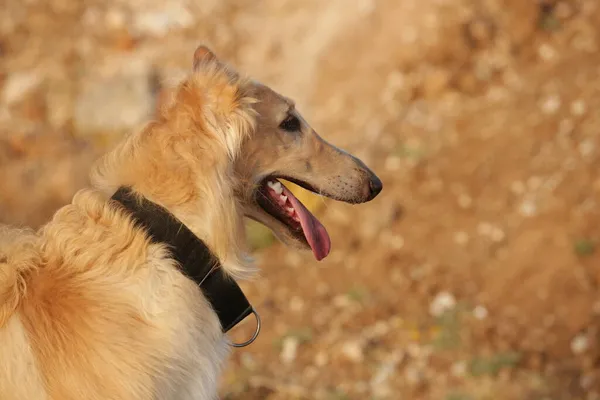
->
[91, 89, 256, 279]
[110, 186, 255, 334]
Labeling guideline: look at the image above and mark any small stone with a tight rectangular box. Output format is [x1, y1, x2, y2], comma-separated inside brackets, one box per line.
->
[105, 8, 127, 30]
[453, 231, 469, 246]
[240, 353, 256, 370]
[510, 180, 526, 195]
[477, 222, 493, 236]
[333, 295, 352, 308]
[540, 94, 561, 115]
[458, 194, 473, 209]
[74, 58, 154, 135]
[404, 366, 424, 385]
[571, 100, 587, 116]
[314, 351, 328, 367]
[285, 252, 302, 268]
[388, 234, 405, 250]
[519, 199, 537, 217]
[316, 282, 329, 295]
[579, 140, 595, 158]
[527, 176, 543, 191]
[340, 340, 364, 363]
[558, 118, 575, 135]
[538, 43, 557, 61]
[280, 337, 298, 364]
[429, 291, 456, 317]
[490, 227, 505, 243]
[133, 3, 194, 37]
[385, 155, 402, 172]
[289, 296, 304, 312]
[422, 68, 449, 98]
[571, 333, 589, 355]
[2, 72, 42, 105]
[451, 360, 467, 377]
[473, 305, 488, 320]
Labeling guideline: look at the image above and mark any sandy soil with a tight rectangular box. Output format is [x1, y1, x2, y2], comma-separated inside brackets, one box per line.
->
[1, 0, 600, 398]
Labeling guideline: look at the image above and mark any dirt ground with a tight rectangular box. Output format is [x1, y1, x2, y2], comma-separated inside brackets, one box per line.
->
[2, 0, 600, 398]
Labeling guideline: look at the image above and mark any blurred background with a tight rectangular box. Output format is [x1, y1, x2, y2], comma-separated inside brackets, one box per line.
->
[1, 0, 600, 398]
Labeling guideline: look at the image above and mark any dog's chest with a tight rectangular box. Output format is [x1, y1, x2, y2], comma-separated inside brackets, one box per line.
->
[141, 259, 230, 400]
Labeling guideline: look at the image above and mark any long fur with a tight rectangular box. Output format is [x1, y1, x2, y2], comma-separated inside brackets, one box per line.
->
[0, 45, 381, 400]
[0, 55, 255, 400]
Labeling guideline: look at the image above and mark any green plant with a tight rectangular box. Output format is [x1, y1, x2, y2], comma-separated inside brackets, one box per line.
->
[469, 351, 522, 377]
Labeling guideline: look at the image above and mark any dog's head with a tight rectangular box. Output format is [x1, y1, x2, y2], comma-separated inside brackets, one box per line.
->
[189, 47, 382, 261]
[95, 45, 381, 266]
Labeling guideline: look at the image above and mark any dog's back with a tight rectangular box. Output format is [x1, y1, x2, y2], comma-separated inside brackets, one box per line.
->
[0, 225, 48, 399]
[0, 192, 227, 400]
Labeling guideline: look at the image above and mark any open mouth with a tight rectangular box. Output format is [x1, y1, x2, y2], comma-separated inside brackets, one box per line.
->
[255, 178, 331, 261]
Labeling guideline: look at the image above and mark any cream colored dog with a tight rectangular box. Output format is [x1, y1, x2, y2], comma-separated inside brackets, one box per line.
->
[0, 46, 382, 400]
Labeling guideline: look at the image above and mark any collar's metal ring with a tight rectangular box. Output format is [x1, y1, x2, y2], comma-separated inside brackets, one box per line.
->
[230, 308, 261, 348]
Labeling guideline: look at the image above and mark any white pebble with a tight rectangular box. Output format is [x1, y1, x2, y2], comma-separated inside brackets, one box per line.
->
[540, 94, 561, 115]
[538, 43, 557, 61]
[473, 305, 488, 320]
[2, 71, 42, 105]
[519, 199, 537, 217]
[571, 100, 587, 116]
[280, 337, 298, 364]
[340, 340, 364, 363]
[451, 360, 467, 377]
[571, 334, 589, 355]
[429, 291, 456, 317]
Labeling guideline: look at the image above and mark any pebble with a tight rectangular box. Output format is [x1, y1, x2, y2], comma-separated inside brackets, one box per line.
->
[314, 351, 328, 367]
[105, 8, 127, 30]
[540, 94, 561, 115]
[133, 3, 195, 37]
[340, 340, 364, 363]
[571, 333, 589, 355]
[519, 199, 537, 217]
[280, 337, 299, 364]
[571, 334, 590, 354]
[571, 99, 587, 116]
[385, 155, 402, 172]
[289, 296, 304, 312]
[538, 43, 557, 61]
[579, 139, 595, 159]
[453, 231, 469, 246]
[473, 305, 488, 320]
[429, 291, 456, 317]
[2, 71, 42, 105]
[74, 57, 155, 134]
[457, 193, 473, 209]
[450, 360, 467, 377]
[510, 180, 526, 195]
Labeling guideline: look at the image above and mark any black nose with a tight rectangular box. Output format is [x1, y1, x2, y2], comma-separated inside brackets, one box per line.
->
[368, 175, 383, 199]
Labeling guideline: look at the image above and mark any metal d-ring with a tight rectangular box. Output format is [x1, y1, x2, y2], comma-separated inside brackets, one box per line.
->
[230, 308, 261, 348]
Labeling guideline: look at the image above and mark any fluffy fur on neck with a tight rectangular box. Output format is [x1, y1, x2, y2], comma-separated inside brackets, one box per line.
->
[91, 62, 258, 279]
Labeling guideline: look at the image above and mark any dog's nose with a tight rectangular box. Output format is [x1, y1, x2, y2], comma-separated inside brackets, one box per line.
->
[368, 175, 383, 199]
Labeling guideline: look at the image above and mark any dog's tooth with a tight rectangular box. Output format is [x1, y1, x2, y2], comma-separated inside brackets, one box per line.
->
[267, 180, 283, 194]
[286, 207, 295, 214]
[273, 182, 283, 194]
[280, 195, 288, 203]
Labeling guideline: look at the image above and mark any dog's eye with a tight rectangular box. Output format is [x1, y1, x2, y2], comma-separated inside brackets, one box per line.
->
[279, 115, 301, 132]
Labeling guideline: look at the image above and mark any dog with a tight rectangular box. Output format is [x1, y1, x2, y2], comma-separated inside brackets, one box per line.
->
[0, 45, 382, 400]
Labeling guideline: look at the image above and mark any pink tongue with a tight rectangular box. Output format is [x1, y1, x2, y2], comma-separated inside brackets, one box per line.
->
[283, 187, 331, 261]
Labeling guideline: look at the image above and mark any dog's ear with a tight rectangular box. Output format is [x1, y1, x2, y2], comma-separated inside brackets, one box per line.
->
[193, 45, 219, 70]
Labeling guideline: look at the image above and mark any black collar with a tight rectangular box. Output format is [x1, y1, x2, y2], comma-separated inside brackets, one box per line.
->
[110, 187, 258, 345]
